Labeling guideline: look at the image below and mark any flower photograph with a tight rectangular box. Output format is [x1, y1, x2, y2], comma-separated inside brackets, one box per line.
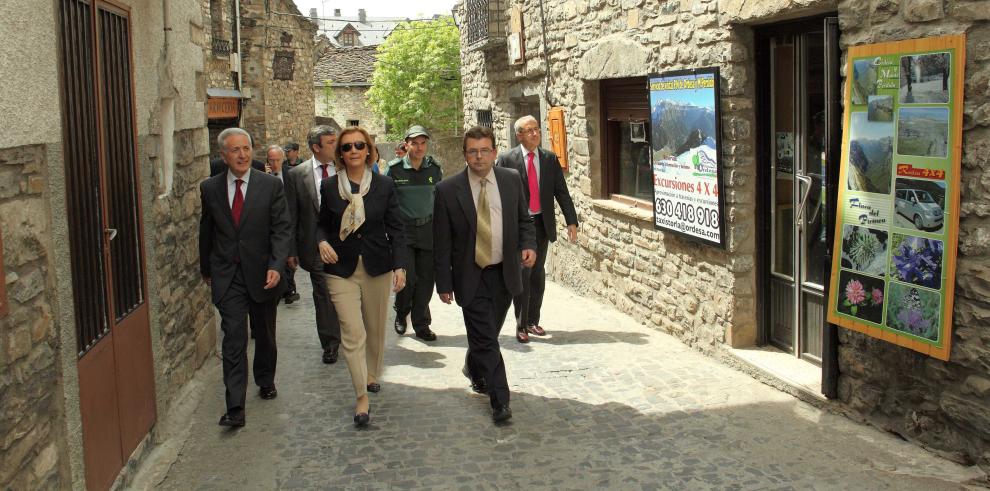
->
[836, 270, 886, 324]
[890, 233, 943, 289]
[840, 225, 888, 276]
[886, 281, 941, 341]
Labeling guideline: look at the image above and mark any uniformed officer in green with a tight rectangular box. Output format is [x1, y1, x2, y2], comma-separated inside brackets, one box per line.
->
[385, 125, 443, 341]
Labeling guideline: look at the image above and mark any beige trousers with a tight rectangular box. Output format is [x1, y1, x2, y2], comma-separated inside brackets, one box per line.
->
[327, 257, 393, 398]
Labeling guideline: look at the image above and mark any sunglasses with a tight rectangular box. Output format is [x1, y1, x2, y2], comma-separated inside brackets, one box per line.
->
[340, 141, 367, 152]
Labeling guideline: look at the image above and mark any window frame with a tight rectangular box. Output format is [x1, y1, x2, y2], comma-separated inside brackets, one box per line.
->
[599, 76, 652, 210]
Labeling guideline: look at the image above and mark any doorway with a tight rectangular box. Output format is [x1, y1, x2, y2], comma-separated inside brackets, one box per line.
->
[757, 17, 841, 367]
[57, 1, 156, 488]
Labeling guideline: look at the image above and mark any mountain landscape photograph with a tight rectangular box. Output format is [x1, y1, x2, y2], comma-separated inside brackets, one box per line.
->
[847, 113, 893, 194]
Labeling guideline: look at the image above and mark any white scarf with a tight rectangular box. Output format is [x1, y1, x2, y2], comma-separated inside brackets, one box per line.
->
[337, 167, 372, 240]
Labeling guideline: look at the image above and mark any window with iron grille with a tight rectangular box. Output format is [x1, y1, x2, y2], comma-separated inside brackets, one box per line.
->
[476, 109, 493, 128]
[465, 0, 505, 48]
[347, 119, 360, 127]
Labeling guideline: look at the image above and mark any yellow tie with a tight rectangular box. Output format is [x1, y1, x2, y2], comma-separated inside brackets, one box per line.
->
[475, 179, 492, 268]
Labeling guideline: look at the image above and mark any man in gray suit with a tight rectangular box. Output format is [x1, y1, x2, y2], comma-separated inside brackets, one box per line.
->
[434, 125, 537, 423]
[284, 125, 342, 364]
[200, 128, 292, 428]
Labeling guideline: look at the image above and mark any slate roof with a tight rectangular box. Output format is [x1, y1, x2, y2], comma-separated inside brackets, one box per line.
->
[314, 45, 378, 86]
[316, 17, 406, 47]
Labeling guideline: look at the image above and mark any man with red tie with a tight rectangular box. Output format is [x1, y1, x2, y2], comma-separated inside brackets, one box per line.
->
[200, 128, 292, 427]
[496, 116, 579, 343]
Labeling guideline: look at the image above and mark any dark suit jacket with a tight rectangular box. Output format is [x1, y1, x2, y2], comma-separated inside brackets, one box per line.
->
[210, 157, 266, 177]
[496, 146, 578, 242]
[316, 172, 408, 278]
[433, 167, 537, 306]
[199, 168, 292, 304]
[285, 158, 328, 272]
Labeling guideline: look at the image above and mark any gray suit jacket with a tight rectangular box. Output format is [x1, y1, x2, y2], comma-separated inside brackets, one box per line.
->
[433, 167, 537, 306]
[285, 157, 327, 272]
[496, 146, 578, 242]
[199, 168, 292, 304]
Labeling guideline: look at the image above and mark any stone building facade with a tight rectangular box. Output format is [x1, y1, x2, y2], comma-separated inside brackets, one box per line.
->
[204, 0, 317, 159]
[1, 0, 216, 488]
[458, 0, 990, 470]
[314, 45, 386, 137]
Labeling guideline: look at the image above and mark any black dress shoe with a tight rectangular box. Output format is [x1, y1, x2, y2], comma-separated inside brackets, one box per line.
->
[414, 327, 437, 341]
[259, 386, 278, 400]
[353, 412, 370, 427]
[218, 412, 245, 427]
[492, 404, 512, 423]
[288, 291, 300, 302]
[323, 346, 339, 364]
[471, 379, 488, 394]
[366, 382, 381, 393]
[394, 319, 407, 335]
[283, 293, 294, 305]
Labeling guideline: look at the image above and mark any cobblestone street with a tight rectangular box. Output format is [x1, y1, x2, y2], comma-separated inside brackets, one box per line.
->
[137, 276, 979, 490]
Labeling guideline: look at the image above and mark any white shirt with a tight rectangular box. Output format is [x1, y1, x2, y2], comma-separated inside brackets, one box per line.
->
[311, 157, 334, 205]
[519, 144, 542, 215]
[226, 169, 251, 208]
[468, 169, 503, 265]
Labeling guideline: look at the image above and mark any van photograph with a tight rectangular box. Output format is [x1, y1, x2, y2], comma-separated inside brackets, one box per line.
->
[894, 178, 946, 232]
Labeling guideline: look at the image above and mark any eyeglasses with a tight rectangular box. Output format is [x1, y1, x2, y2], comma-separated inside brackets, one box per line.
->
[519, 127, 540, 135]
[339, 141, 367, 152]
[465, 148, 493, 157]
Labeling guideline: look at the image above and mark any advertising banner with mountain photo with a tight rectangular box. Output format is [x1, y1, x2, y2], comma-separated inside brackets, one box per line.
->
[648, 68, 726, 248]
[827, 35, 965, 361]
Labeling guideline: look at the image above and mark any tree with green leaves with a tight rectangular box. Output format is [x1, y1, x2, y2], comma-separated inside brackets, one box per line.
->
[367, 17, 462, 140]
[320, 79, 335, 118]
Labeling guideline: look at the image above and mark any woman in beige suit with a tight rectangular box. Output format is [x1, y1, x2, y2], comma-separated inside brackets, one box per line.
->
[317, 126, 407, 427]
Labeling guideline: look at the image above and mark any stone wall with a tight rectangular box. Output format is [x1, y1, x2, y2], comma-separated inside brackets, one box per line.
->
[832, 0, 990, 469]
[459, 0, 756, 355]
[0, 144, 64, 489]
[459, 0, 990, 470]
[314, 85, 385, 137]
[240, 0, 317, 159]
[202, 0, 236, 90]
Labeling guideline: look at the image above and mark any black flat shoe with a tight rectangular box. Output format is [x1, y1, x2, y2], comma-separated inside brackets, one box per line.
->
[366, 383, 381, 393]
[353, 412, 370, 427]
[394, 319, 407, 335]
[259, 386, 278, 400]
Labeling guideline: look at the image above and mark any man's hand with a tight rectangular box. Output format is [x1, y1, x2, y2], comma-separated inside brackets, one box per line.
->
[521, 249, 537, 268]
[439, 292, 454, 304]
[567, 224, 578, 243]
[318, 241, 338, 264]
[263, 270, 281, 289]
[392, 269, 407, 293]
[287, 256, 299, 269]
[203, 276, 211, 286]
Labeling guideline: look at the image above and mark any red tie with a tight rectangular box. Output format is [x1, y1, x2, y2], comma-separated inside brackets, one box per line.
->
[526, 152, 540, 213]
[232, 179, 244, 227]
[320, 164, 329, 179]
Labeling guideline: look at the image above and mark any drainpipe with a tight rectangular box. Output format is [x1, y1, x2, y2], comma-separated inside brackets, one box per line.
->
[234, 0, 243, 90]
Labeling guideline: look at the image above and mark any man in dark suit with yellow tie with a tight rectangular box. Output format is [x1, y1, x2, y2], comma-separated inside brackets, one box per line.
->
[200, 128, 292, 428]
[496, 115, 579, 343]
[434, 125, 537, 423]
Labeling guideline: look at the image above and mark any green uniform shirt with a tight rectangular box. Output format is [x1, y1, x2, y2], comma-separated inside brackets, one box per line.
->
[386, 155, 442, 249]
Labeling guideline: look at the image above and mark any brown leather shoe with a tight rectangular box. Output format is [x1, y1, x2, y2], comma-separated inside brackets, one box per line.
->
[516, 329, 529, 343]
[526, 325, 547, 336]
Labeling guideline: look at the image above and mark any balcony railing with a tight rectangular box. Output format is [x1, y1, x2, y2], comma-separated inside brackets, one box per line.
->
[464, 0, 505, 51]
[212, 38, 231, 56]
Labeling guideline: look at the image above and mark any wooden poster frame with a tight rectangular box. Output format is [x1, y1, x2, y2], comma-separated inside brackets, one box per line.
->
[827, 34, 966, 361]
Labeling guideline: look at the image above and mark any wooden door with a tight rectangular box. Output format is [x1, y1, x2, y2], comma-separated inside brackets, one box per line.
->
[57, 1, 156, 489]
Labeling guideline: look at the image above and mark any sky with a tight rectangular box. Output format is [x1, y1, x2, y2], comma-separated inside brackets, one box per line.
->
[291, 0, 458, 20]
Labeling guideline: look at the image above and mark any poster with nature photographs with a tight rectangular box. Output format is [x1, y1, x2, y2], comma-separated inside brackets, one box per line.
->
[828, 35, 965, 361]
